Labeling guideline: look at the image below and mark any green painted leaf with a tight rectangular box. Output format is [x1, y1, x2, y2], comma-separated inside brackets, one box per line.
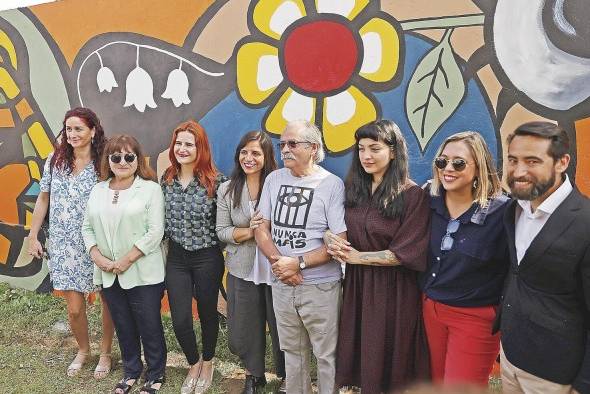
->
[405, 29, 466, 151]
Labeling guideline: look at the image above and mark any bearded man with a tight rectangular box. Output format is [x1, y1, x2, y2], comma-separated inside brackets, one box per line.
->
[497, 121, 590, 394]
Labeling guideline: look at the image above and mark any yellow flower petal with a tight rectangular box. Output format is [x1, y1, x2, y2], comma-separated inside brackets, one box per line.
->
[265, 88, 316, 135]
[322, 86, 377, 152]
[315, 0, 369, 21]
[253, 0, 306, 40]
[359, 17, 400, 83]
[236, 42, 282, 105]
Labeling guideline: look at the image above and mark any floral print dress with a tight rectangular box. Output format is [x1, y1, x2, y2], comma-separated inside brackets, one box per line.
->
[39, 153, 98, 292]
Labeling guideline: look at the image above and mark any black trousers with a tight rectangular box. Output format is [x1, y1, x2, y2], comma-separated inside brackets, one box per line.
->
[101, 278, 166, 380]
[227, 273, 285, 379]
[166, 240, 224, 364]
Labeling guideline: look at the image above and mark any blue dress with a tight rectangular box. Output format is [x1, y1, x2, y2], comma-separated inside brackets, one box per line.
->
[39, 153, 98, 292]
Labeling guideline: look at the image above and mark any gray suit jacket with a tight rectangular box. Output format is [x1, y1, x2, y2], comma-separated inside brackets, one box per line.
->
[216, 180, 257, 278]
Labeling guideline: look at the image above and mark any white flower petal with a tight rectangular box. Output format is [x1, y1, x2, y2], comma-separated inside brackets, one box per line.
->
[257, 55, 283, 91]
[315, 0, 368, 20]
[96, 66, 118, 93]
[162, 68, 191, 107]
[123, 66, 157, 112]
[325, 90, 355, 125]
[269, 1, 304, 37]
[360, 32, 382, 74]
[316, 0, 355, 17]
[282, 90, 315, 121]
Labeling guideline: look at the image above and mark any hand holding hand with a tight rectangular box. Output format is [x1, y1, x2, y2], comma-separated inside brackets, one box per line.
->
[93, 256, 113, 273]
[270, 255, 300, 281]
[282, 272, 303, 286]
[112, 257, 133, 275]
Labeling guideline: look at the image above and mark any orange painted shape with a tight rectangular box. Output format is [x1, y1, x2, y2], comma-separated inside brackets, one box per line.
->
[575, 118, 590, 196]
[0, 163, 30, 224]
[0, 233, 10, 264]
[15, 98, 33, 121]
[31, 0, 215, 66]
[0, 107, 15, 128]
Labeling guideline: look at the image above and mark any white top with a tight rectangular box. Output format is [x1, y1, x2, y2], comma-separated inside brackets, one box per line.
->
[514, 175, 573, 264]
[244, 200, 274, 285]
[104, 188, 132, 242]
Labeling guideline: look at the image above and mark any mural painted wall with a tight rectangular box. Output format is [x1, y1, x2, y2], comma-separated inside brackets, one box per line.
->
[1, 0, 589, 290]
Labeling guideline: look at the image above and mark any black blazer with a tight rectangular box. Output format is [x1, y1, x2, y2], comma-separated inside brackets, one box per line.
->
[499, 188, 590, 387]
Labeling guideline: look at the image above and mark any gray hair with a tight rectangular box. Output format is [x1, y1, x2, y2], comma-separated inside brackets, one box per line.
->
[285, 120, 325, 163]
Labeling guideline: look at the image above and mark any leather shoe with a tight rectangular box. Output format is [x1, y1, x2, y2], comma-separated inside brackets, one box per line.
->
[241, 375, 267, 394]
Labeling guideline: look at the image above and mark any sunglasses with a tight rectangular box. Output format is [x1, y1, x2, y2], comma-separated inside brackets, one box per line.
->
[109, 153, 137, 164]
[434, 157, 468, 171]
[440, 219, 460, 251]
[276, 140, 311, 150]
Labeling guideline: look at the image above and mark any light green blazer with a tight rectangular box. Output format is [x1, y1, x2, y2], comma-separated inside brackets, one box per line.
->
[82, 176, 165, 289]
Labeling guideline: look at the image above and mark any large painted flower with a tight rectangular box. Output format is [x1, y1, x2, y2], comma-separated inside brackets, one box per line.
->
[236, 0, 403, 152]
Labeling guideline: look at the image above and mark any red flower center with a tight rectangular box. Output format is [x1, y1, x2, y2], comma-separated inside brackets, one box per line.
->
[283, 20, 358, 94]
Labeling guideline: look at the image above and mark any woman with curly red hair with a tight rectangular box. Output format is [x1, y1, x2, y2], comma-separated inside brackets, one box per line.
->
[27, 107, 114, 379]
[161, 120, 226, 394]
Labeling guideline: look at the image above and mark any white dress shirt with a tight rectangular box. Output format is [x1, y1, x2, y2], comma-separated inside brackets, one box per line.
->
[514, 175, 573, 264]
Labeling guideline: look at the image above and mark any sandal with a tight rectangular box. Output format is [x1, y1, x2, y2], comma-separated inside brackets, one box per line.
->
[66, 351, 90, 377]
[139, 376, 165, 394]
[112, 377, 137, 394]
[195, 362, 214, 394]
[94, 353, 112, 379]
[181, 360, 202, 394]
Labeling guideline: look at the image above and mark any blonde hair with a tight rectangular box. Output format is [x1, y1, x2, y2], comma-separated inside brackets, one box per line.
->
[430, 131, 502, 207]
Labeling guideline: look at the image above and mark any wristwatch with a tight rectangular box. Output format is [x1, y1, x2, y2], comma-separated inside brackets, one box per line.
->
[298, 255, 306, 270]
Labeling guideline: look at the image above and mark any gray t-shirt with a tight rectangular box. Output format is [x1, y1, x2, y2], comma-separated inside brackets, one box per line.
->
[259, 166, 346, 284]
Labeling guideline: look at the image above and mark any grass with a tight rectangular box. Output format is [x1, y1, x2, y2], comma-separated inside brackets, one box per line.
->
[0, 284, 282, 394]
[0, 284, 501, 393]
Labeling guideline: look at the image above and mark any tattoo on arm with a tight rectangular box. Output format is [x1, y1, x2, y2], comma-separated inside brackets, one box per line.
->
[357, 250, 399, 266]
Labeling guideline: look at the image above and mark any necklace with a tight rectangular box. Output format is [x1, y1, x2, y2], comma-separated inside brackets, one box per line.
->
[112, 190, 120, 204]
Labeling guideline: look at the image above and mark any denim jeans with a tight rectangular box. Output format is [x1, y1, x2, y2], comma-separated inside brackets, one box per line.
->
[101, 278, 166, 380]
[272, 280, 342, 394]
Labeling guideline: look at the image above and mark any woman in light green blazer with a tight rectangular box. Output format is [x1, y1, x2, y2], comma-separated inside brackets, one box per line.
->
[82, 135, 166, 394]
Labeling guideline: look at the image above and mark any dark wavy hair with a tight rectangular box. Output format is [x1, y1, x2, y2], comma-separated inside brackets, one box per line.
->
[345, 120, 409, 219]
[50, 107, 106, 173]
[225, 131, 277, 208]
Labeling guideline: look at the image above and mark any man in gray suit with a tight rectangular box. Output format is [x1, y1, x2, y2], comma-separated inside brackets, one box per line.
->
[255, 120, 346, 394]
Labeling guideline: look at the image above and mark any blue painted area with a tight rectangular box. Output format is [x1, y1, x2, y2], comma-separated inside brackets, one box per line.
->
[25, 182, 40, 196]
[201, 34, 496, 184]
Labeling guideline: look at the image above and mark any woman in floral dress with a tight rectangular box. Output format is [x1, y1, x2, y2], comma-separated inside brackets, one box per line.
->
[27, 107, 114, 379]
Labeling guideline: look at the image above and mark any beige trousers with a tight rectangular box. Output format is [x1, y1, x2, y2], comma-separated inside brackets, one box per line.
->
[500, 346, 573, 394]
[272, 280, 341, 394]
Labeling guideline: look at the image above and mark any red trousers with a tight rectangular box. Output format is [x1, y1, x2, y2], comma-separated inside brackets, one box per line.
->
[422, 296, 500, 386]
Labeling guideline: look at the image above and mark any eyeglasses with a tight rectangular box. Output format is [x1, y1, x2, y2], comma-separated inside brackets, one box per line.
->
[276, 140, 312, 150]
[434, 157, 469, 171]
[440, 219, 460, 251]
[109, 153, 136, 164]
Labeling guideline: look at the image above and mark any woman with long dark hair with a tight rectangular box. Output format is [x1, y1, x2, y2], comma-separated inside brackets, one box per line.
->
[326, 120, 431, 393]
[27, 107, 114, 379]
[421, 132, 508, 387]
[83, 135, 167, 394]
[161, 120, 226, 394]
[216, 131, 285, 393]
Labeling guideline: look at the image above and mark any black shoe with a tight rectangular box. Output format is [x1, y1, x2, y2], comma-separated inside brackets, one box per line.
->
[242, 375, 267, 394]
[278, 377, 286, 393]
